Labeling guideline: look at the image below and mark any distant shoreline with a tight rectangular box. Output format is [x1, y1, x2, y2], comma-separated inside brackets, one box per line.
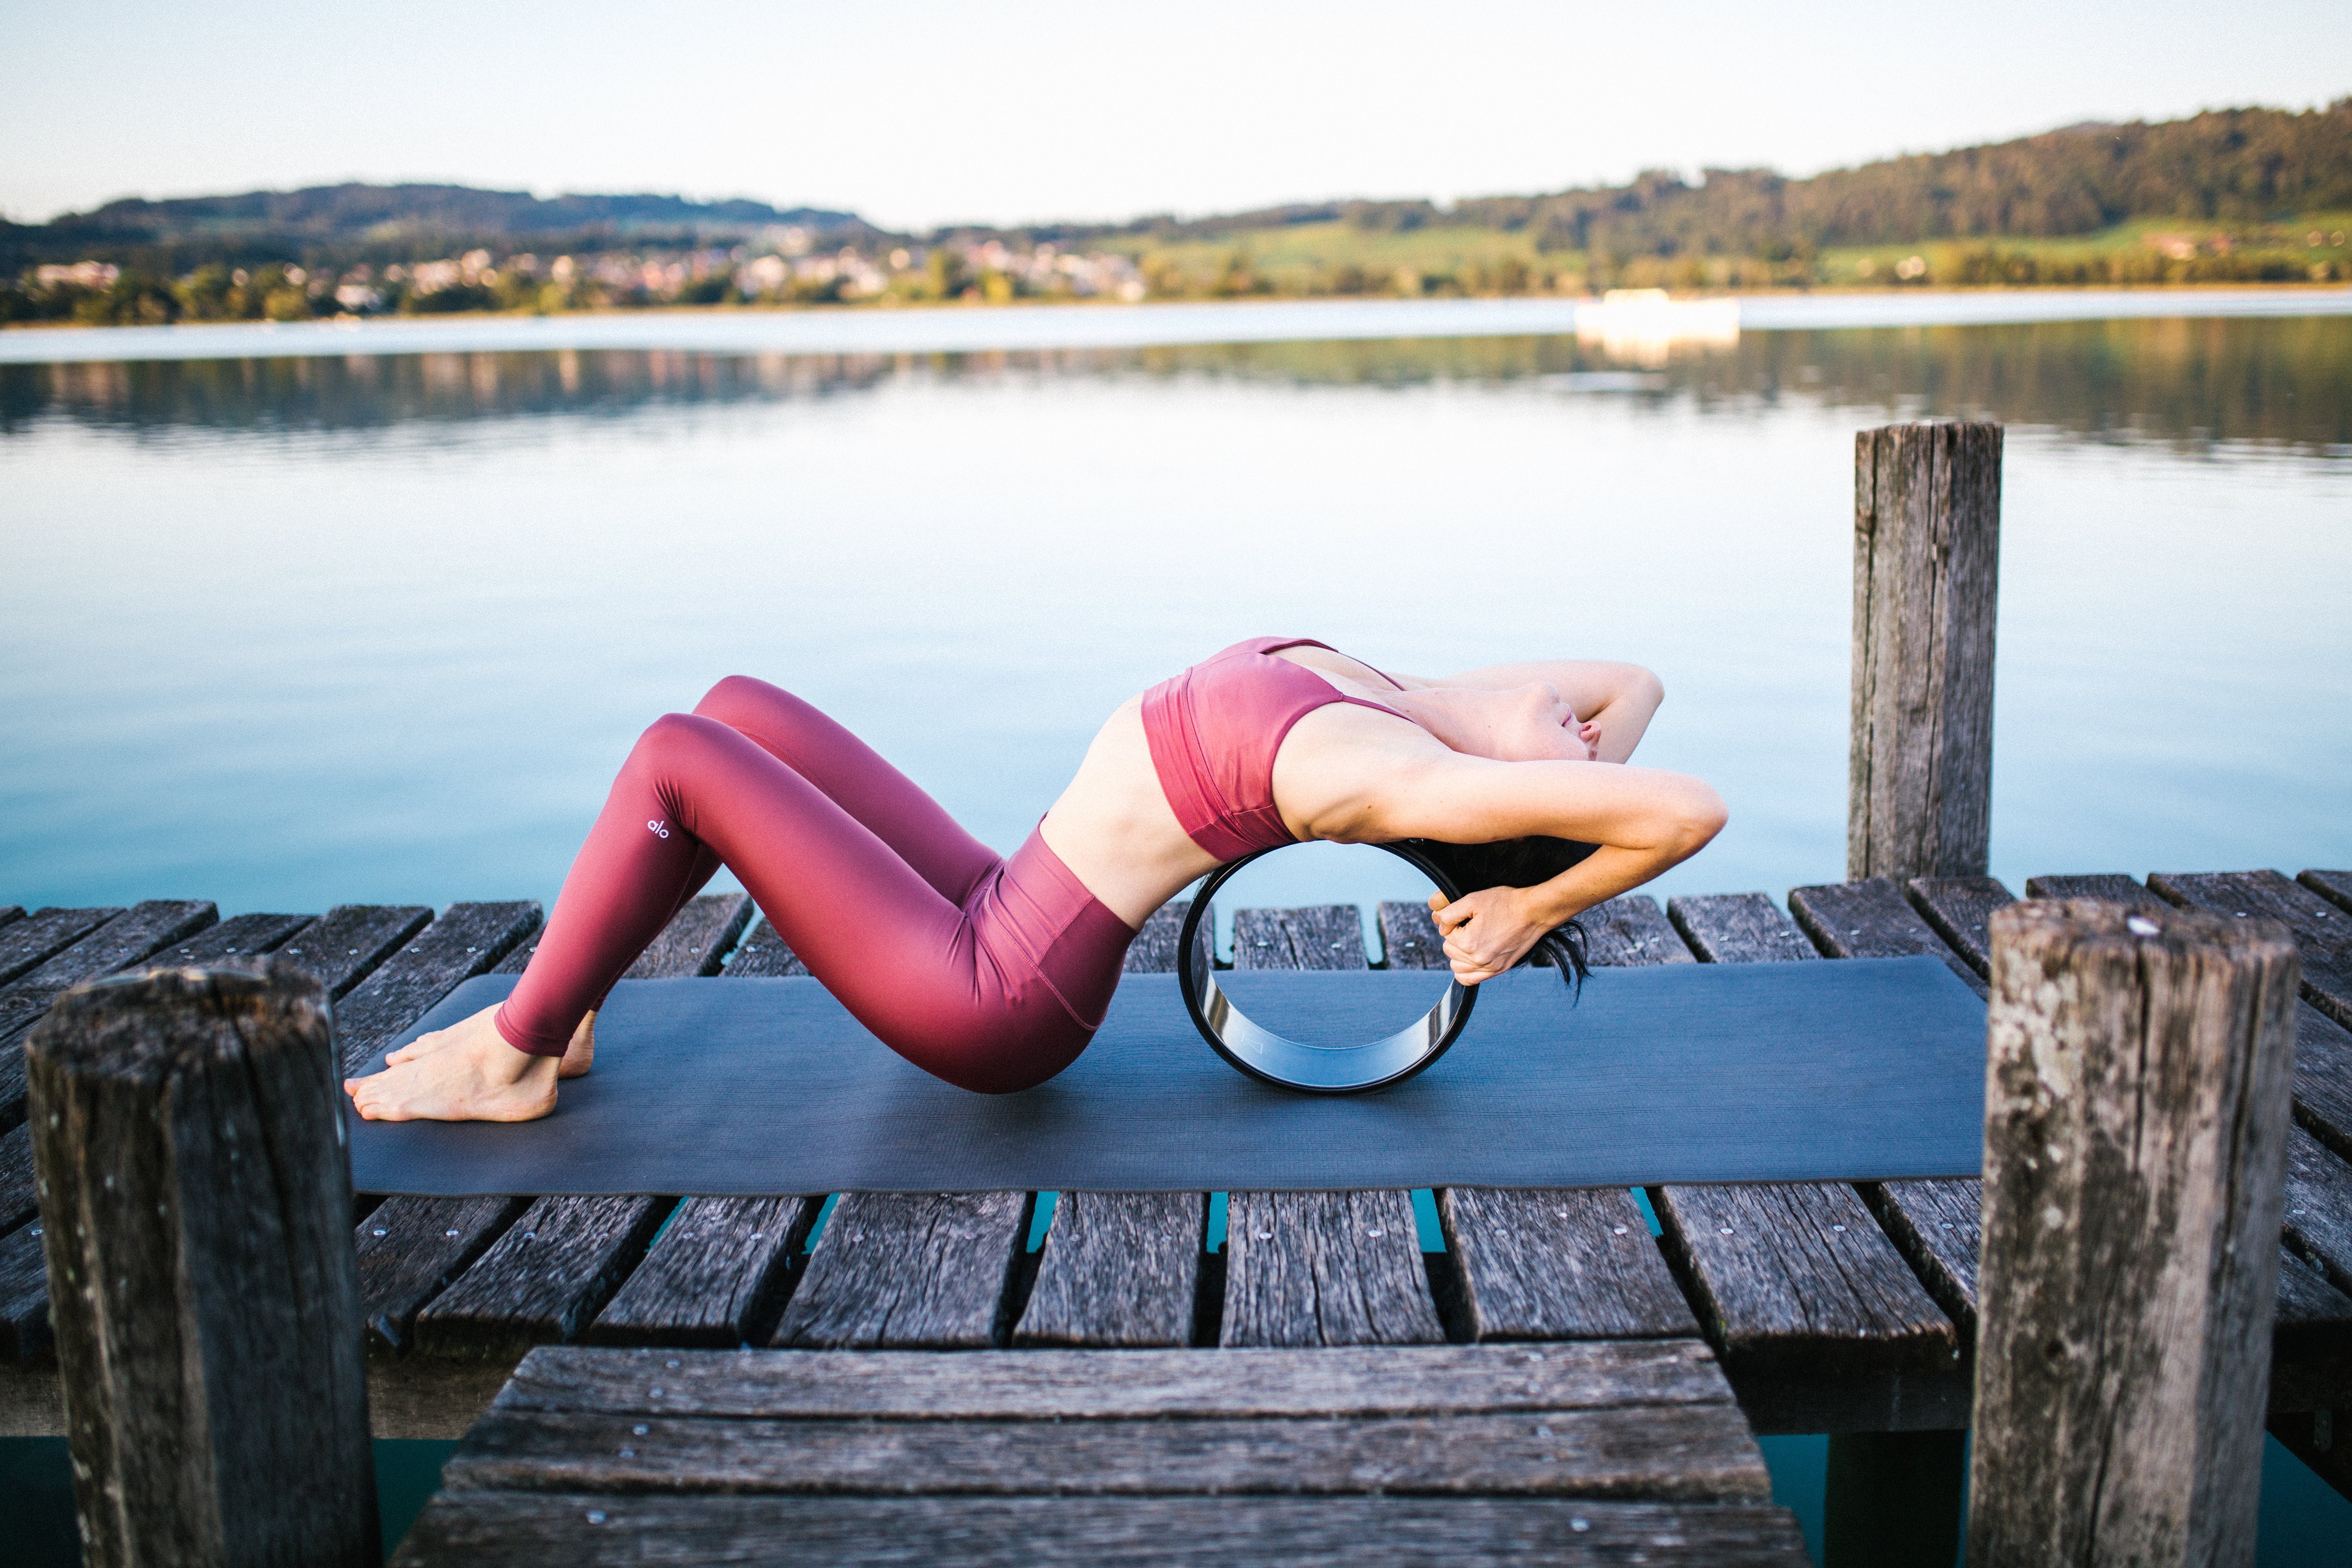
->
[4, 286, 2347, 366]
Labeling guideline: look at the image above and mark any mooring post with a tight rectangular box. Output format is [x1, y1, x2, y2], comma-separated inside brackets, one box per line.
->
[1967, 900, 2299, 1566]
[1849, 420, 2002, 882]
[27, 960, 380, 1568]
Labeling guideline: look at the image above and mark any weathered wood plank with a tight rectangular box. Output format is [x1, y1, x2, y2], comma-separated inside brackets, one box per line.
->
[1222, 904, 1442, 1346]
[0, 1124, 33, 1237]
[359, 1196, 535, 1352]
[1653, 890, 1964, 1432]
[2022, 872, 2164, 905]
[498, 892, 751, 980]
[1014, 1191, 1205, 1349]
[0, 1217, 50, 1364]
[498, 1340, 1741, 1418]
[1902, 875, 2014, 977]
[1220, 1190, 1445, 1347]
[1124, 898, 1210, 975]
[0, 907, 121, 988]
[773, 1191, 1032, 1349]
[1968, 899, 2297, 1562]
[2285, 1125, 2352, 1295]
[444, 1405, 1769, 1500]
[2303, 869, 2352, 915]
[415, 1196, 674, 1360]
[2271, 1252, 2352, 1414]
[1857, 1178, 1983, 1333]
[336, 900, 541, 1076]
[1788, 877, 1982, 992]
[1665, 893, 1818, 964]
[1232, 904, 1369, 970]
[141, 909, 314, 971]
[1847, 420, 2001, 883]
[392, 1494, 1813, 1568]
[0, 900, 219, 1132]
[721, 918, 807, 977]
[280, 903, 435, 996]
[587, 1195, 819, 1349]
[2151, 868, 2352, 1030]
[1438, 1187, 1701, 1341]
[1574, 894, 1697, 967]
[1377, 899, 1445, 971]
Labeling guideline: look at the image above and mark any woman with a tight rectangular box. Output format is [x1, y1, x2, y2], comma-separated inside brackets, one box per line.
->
[344, 639, 1724, 1120]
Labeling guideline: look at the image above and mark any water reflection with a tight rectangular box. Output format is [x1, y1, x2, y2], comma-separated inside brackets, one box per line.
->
[5, 316, 2348, 456]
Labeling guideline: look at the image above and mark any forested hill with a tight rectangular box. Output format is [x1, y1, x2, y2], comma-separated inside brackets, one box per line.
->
[3, 184, 869, 271]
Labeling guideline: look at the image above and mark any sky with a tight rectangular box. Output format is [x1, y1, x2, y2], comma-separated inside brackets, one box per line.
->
[3, 0, 2346, 232]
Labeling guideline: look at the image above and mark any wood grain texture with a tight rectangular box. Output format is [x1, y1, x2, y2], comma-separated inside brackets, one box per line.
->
[282, 904, 436, 997]
[493, 1340, 1740, 1419]
[1014, 1190, 1205, 1349]
[0, 907, 122, 989]
[0, 900, 219, 1130]
[1576, 894, 1696, 967]
[772, 1191, 1032, 1349]
[1847, 420, 2001, 882]
[26, 962, 377, 1568]
[0, 1123, 33, 1236]
[1232, 905, 1369, 970]
[1969, 899, 2299, 1565]
[335, 900, 541, 1076]
[1665, 894, 1818, 964]
[1124, 899, 1211, 975]
[1857, 1178, 1983, 1335]
[2284, 1125, 2352, 1295]
[443, 1405, 1768, 1500]
[587, 1195, 819, 1348]
[415, 1196, 674, 1360]
[2023, 873, 2165, 905]
[1220, 1189, 1445, 1347]
[2303, 869, 2352, 915]
[2151, 868, 2352, 1030]
[1903, 876, 2015, 977]
[391, 1494, 1813, 1567]
[1788, 877, 1983, 992]
[2270, 1252, 2352, 1414]
[0, 1217, 50, 1364]
[1439, 1187, 1700, 1341]
[1652, 888, 1965, 1432]
[721, 919, 808, 977]
[1377, 899, 1446, 971]
[359, 1196, 534, 1352]
[498, 893, 750, 981]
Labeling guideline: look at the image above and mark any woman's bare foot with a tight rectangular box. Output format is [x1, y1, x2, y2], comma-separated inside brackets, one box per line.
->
[558, 1011, 595, 1079]
[347, 1004, 561, 1122]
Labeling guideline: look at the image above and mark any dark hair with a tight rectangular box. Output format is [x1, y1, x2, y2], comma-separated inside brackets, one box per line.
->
[1402, 835, 1596, 994]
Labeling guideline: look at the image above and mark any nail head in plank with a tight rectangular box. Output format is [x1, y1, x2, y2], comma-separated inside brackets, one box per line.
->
[1014, 1191, 1204, 1348]
[1576, 894, 1696, 967]
[415, 1195, 673, 1360]
[1231, 905, 1369, 971]
[2150, 869, 2352, 1029]
[281, 903, 435, 997]
[2303, 870, 2352, 917]
[1439, 1187, 1700, 1341]
[497, 1339, 1739, 1417]
[722, 918, 808, 977]
[0, 907, 123, 989]
[443, 1404, 1771, 1500]
[140, 910, 314, 971]
[587, 1195, 818, 1348]
[359, 1196, 535, 1351]
[1220, 1190, 1445, 1347]
[1666, 894, 1817, 964]
[390, 1494, 1813, 1568]
[1861, 1179, 1983, 1333]
[336, 900, 541, 1075]
[1377, 899, 1444, 971]
[774, 1191, 1033, 1349]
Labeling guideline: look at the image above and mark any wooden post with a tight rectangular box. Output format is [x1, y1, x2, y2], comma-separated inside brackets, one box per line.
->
[28, 960, 379, 1568]
[1968, 900, 2299, 1566]
[1849, 421, 2002, 882]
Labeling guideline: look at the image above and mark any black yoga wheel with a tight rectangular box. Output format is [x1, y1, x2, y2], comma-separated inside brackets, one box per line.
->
[1175, 840, 1477, 1096]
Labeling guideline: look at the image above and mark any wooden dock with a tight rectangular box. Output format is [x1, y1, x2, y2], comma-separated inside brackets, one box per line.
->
[2, 866, 2349, 1562]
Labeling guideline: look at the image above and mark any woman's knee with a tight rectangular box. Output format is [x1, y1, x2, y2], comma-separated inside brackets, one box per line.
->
[694, 674, 802, 729]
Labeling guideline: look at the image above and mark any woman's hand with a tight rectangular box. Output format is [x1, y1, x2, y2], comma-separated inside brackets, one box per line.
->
[1429, 887, 1554, 984]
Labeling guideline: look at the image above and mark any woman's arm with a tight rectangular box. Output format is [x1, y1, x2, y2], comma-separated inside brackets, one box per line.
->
[1377, 660, 1664, 764]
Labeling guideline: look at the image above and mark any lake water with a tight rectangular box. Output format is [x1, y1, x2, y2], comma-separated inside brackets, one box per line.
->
[3, 308, 2347, 938]
[3, 301, 2349, 1562]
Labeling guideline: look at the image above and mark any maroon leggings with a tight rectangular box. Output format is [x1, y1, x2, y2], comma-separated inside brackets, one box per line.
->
[495, 677, 1138, 1094]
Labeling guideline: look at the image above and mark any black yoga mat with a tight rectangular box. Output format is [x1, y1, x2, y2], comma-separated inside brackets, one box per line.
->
[345, 956, 1987, 1195]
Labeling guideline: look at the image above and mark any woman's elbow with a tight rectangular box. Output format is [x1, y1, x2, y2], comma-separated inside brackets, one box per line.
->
[1663, 783, 1727, 861]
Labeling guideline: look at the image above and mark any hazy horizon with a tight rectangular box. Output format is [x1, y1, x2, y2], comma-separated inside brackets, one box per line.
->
[5, 0, 2344, 232]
